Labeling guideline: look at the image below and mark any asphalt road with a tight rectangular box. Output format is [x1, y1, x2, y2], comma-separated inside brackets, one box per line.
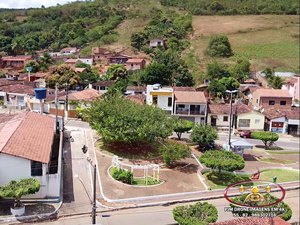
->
[17, 189, 300, 225]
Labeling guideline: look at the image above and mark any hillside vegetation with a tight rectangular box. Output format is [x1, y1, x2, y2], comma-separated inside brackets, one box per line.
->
[160, 0, 299, 15]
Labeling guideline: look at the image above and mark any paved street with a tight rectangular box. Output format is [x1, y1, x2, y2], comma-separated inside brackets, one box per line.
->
[15, 189, 300, 225]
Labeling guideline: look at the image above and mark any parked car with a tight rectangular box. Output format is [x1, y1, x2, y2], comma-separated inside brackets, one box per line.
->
[240, 130, 252, 138]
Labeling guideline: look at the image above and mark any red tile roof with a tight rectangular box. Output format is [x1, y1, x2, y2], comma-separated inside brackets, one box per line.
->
[208, 103, 253, 115]
[0, 83, 34, 95]
[253, 89, 292, 98]
[283, 77, 298, 84]
[125, 94, 145, 105]
[210, 217, 290, 225]
[2, 56, 32, 61]
[61, 89, 101, 101]
[0, 112, 55, 163]
[127, 86, 146, 92]
[173, 86, 196, 92]
[264, 108, 300, 120]
[174, 91, 207, 104]
[0, 79, 23, 87]
[243, 79, 256, 83]
[126, 58, 145, 63]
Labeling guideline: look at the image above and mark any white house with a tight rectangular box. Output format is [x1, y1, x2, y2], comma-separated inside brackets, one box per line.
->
[281, 76, 300, 102]
[173, 91, 207, 124]
[149, 39, 166, 48]
[79, 57, 94, 65]
[0, 112, 63, 198]
[60, 47, 78, 55]
[146, 84, 173, 114]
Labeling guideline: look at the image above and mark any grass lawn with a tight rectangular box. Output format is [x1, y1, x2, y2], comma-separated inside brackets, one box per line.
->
[204, 172, 252, 190]
[259, 157, 294, 164]
[266, 151, 299, 155]
[260, 169, 299, 183]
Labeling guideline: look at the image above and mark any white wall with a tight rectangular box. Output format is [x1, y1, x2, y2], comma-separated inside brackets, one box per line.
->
[158, 95, 172, 111]
[0, 153, 31, 186]
[79, 58, 93, 65]
[238, 111, 265, 130]
[207, 114, 229, 127]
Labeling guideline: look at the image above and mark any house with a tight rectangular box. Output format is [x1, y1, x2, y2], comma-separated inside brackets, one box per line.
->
[252, 89, 292, 111]
[125, 94, 145, 105]
[173, 91, 207, 124]
[263, 108, 300, 135]
[0, 56, 32, 69]
[60, 47, 78, 55]
[64, 59, 82, 67]
[57, 88, 101, 118]
[125, 58, 146, 71]
[92, 80, 115, 94]
[146, 84, 173, 114]
[208, 102, 265, 131]
[0, 112, 62, 198]
[75, 67, 87, 73]
[92, 47, 113, 62]
[78, 57, 93, 65]
[243, 78, 256, 84]
[108, 54, 131, 64]
[149, 39, 166, 49]
[0, 83, 34, 109]
[240, 85, 261, 105]
[125, 86, 146, 95]
[281, 76, 300, 102]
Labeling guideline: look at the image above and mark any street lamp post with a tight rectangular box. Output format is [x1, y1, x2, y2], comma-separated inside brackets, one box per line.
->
[226, 90, 238, 149]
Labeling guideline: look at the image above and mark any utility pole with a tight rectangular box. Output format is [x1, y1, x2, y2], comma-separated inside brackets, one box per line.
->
[55, 83, 59, 134]
[226, 90, 238, 149]
[92, 164, 97, 225]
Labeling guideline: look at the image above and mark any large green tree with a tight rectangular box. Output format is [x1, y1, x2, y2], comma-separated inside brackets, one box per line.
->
[173, 118, 194, 140]
[173, 202, 218, 225]
[106, 64, 128, 81]
[83, 97, 174, 143]
[141, 62, 172, 85]
[200, 150, 245, 173]
[191, 124, 218, 150]
[206, 35, 233, 57]
[46, 65, 81, 89]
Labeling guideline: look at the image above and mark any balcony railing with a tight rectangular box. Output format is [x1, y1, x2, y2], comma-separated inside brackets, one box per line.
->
[190, 110, 206, 115]
[176, 109, 189, 115]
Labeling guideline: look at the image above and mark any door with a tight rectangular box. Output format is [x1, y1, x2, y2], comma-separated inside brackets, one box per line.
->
[211, 116, 217, 127]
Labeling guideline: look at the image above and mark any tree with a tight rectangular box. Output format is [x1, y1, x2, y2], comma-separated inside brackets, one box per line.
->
[208, 79, 226, 98]
[251, 131, 279, 149]
[270, 76, 283, 89]
[229, 58, 251, 82]
[46, 65, 81, 89]
[106, 64, 128, 81]
[23, 61, 40, 73]
[141, 63, 172, 85]
[173, 202, 218, 225]
[207, 61, 230, 80]
[173, 65, 195, 87]
[173, 118, 194, 140]
[200, 150, 245, 173]
[219, 77, 240, 91]
[82, 97, 174, 143]
[190, 124, 218, 150]
[206, 35, 233, 57]
[159, 140, 191, 167]
[0, 178, 40, 208]
[131, 32, 148, 50]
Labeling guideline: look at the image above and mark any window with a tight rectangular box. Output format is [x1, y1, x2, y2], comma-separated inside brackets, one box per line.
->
[31, 161, 42, 176]
[280, 101, 286, 105]
[223, 116, 228, 122]
[269, 100, 275, 105]
[100, 86, 106, 90]
[178, 104, 185, 108]
[255, 119, 260, 124]
[167, 97, 172, 107]
[238, 119, 250, 128]
[153, 96, 158, 105]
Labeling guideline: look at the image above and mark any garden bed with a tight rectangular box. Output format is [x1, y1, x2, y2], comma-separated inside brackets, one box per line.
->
[203, 171, 252, 190]
[108, 166, 163, 187]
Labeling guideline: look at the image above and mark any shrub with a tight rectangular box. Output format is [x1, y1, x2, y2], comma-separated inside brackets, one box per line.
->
[251, 131, 279, 149]
[191, 124, 218, 150]
[0, 178, 40, 208]
[111, 167, 133, 184]
[173, 202, 218, 225]
[206, 35, 233, 57]
[200, 150, 245, 173]
[159, 140, 191, 167]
